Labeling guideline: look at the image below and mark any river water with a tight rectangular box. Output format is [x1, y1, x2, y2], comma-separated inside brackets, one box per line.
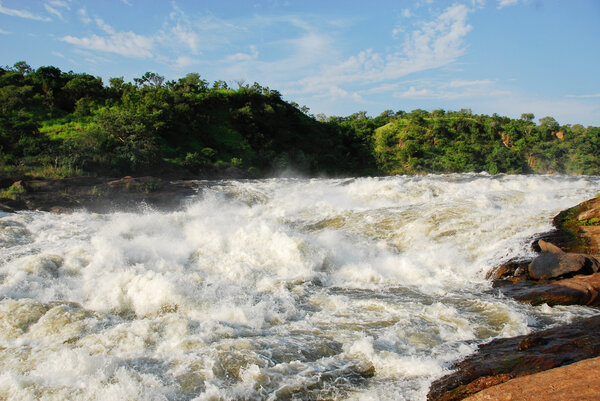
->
[1, 174, 599, 400]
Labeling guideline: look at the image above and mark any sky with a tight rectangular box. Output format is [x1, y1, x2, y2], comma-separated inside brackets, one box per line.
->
[1, 0, 599, 126]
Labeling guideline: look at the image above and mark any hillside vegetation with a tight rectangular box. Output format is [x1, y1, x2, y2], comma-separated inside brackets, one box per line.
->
[1, 61, 599, 179]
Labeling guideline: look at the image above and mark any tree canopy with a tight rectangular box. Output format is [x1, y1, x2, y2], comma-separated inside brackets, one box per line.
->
[1, 61, 598, 178]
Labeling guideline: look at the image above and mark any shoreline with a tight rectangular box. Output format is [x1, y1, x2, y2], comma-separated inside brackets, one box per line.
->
[428, 195, 600, 400]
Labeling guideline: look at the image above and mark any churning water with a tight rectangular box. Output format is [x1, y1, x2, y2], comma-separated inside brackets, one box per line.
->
[1, 174, 600, 400]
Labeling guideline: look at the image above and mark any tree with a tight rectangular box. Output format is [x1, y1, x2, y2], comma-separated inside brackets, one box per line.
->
[520, 113, 535, 122]
[12, 61, 32, 75]
[539, 116, 560, 131]
[134, 72, 165, 88]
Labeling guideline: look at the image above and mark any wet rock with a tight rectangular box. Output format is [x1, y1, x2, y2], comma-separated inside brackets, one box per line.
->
[463, 356, 600, 401]
[0, 197, 28, 213]
[427, 315, 600, 401]
[485, 259, 530, 281]
[0, 176, 200, 213]
[497, 273, 600, 306]
[528, 252, 599, 280]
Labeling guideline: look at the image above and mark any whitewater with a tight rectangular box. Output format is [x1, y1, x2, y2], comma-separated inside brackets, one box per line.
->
[1, 174, 599, 400]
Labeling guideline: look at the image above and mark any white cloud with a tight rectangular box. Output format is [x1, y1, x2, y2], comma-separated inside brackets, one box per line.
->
[170, 23, 200, 55]
[498, 0, 519, 9]
[295, 3, 473, 98]
[392, 78, 509, 100]
[351, 92, 366, 103]
[61, 32, 154, 58]
[220, 17, 338, 88]
[78, 8, 91, 24]
[51, 50, 65, 58]
[48, 0, 70, 7]
[402, 9, 411, 18]
[566, 93, 600, 99]
[44, 4, 63, 19]
[395, 86, 434, 98]
[0, 28, 10, 34]
[95, 18, 116, 35]
[477, 93, 600, 126]
[0, 2, 51, 21]
[445, 79, 494, 87]
[174, 56, 200, 70]
[225, 45, 259, 63]
[44, 0, 69, 20]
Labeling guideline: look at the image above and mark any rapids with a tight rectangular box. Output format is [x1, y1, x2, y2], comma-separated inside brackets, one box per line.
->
[1, 174, 599, 400]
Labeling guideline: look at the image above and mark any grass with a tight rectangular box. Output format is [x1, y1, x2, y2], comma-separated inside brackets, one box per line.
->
[0, 184, 26, 200]
[39, 119, 93, 141]
[579, 217, 600, 226]
[0, 164, 84, 180]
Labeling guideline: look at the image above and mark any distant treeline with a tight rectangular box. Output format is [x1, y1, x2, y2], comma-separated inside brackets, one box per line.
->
[1, 61, 599, 178]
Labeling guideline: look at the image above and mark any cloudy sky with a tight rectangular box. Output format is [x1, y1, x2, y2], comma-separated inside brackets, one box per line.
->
[1, 0, 599, 125]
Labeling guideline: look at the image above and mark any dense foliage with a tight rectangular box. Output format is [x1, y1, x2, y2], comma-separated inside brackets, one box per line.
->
[1, 61, 599, 178]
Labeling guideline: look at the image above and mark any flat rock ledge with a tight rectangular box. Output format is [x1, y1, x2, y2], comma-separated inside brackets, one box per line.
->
[428, 315, 600, 401]
[429, 196, 600, 401]
[0, 176, 203, 213]
[463, 356, 600, 401]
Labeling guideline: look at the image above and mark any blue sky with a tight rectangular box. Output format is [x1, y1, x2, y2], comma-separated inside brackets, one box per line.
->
[1, 0, 599, 125]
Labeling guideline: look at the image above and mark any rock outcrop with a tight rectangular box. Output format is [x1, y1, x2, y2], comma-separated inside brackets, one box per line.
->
[429, 196, 600, 401]
[463, 356, 600, 401]
[0, 176, 201, 213]
[487, 197, 600, 307]
[428, 315, 600, 401]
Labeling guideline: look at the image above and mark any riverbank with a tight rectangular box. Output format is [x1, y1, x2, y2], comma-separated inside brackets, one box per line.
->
[428, 195, 600, 400]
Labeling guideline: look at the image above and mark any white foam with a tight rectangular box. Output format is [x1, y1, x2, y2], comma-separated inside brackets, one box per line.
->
[0, 174, 599, 400]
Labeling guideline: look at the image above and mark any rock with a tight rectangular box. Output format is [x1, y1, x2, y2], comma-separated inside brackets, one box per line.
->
[536, 239, 563, 254]
[0, 176, 201, 213]
[528, 252, 599, 280]
[486, 259, 530, 281]
[427, 315, 600, 401]
[553, 196, 600, 256]
[496, 272, 600, 306]
[0, 177, 14, 189]
[532, 230, 577, 253]
[578, 207, 600, 222]
[463, 356, 600, 401]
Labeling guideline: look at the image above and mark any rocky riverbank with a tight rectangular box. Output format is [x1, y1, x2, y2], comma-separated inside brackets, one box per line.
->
[428, 195, 600, 400]
[0, 176, 203, 213]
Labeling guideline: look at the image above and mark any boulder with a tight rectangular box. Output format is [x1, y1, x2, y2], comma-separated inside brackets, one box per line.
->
[496, 273, 600, 306]
[427, 315, 600, 401]
[528, 252, 599, 280]
[536, 239, 563, 254]
[486, 259, 530, 281]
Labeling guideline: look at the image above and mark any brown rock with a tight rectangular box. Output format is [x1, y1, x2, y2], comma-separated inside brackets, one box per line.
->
[536, 239, 563, 254]
[553, 196, 600, 256]
[486, 259, 530, 280]
[528, 252, 599, 280]
[578, 207, 600, 222]
[497, 273, 600, 306]
[464, 356, 600, 401]
[427, 315, 600, 401]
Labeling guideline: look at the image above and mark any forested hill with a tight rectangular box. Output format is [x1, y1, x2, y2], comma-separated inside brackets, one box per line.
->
[1, 61, 599, 179]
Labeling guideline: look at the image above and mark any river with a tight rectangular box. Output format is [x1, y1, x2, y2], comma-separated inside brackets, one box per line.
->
[1, 174, 599, 400]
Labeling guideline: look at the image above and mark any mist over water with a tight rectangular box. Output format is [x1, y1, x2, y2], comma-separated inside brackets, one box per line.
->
[1, 174, 599, 400]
